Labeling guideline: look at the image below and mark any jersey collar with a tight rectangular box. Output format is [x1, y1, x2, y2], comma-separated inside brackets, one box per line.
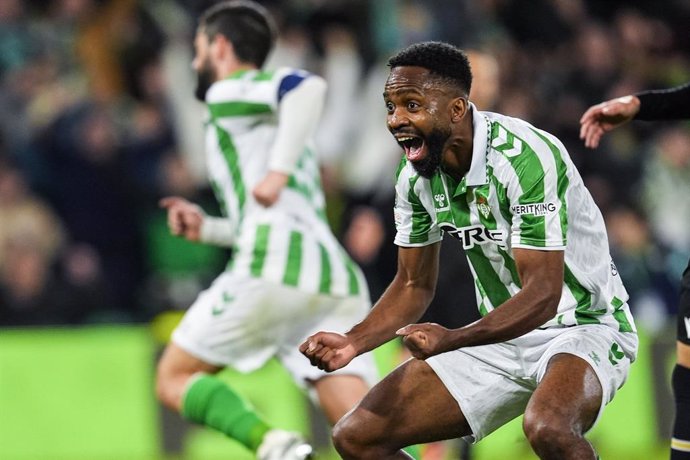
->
[465, 102, 491, 187]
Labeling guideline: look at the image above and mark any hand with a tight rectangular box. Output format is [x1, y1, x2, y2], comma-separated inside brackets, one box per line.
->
[159, 196, 204, 241]
[299, 331, 357, 372]
[253, 171, 289, 207]
[396, 323, 453, 359]
[579, 95, 641, 149]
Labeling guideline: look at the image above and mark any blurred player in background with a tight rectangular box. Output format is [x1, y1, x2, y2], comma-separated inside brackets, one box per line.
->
[580, 82, 690, 460]
[154, 2, 378, 459]
[302, 41, 638, 459]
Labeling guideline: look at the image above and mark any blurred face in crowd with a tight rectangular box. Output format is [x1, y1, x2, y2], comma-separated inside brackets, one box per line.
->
[384, 66, 454, 178]
[192, 28, 218, 101]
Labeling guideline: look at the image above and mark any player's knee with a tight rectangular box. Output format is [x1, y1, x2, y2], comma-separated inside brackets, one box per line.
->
[332, 412, 364, 457]
[154, 365, 173, 407]
[155, 360, 183, 410]
[523, 411, 571, 452]
[332, 409, 391, 459]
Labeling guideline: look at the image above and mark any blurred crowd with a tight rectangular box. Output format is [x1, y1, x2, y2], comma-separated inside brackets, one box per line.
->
[0, 0, 688, 332]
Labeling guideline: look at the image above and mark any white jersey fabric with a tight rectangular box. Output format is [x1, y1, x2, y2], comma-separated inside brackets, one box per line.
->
[204, 68, 364, 297]
[394, 104, 636, 333]
[171, 68, 377, 384]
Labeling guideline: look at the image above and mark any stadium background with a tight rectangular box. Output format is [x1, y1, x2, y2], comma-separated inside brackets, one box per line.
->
[0, 0, 688, 459]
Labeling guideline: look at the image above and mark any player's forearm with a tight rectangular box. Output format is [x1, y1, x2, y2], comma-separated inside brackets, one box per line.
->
[446, 286, 560, 349]
[636, 83, 690, 121]
[346, 276, 434, 355]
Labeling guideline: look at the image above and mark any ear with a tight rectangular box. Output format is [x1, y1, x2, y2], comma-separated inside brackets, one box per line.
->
[450, 97, 468, 123]
[211, 33, 234, 61]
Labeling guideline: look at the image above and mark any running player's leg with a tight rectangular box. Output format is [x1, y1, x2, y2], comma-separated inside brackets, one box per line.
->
[156, 273, 313, 458]
[523, 353, 602, 460]
[288, 293, 377, 424]
[310, 374, 370, 424]
[332, 358, 471, 459]
[156, 343, 273, 451]
[671, 261, 690, 459]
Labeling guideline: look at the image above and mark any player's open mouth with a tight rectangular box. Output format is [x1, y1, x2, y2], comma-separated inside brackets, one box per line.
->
[396, 135, 426, 162]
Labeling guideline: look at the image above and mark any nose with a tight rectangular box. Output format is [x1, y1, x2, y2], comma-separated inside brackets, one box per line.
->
[387, 108, 409, 130]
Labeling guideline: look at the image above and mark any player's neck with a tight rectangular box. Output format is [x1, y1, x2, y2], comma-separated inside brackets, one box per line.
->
[217, 60, 258, 80]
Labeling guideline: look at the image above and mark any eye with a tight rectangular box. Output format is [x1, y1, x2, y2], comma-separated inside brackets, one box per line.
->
[407, 101, 420, 110]
[385, 101, 394, 113]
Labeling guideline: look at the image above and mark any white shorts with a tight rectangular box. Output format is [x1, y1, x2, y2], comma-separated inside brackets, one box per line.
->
[426, 324, 638, 442]
[172, 271, 378, 388]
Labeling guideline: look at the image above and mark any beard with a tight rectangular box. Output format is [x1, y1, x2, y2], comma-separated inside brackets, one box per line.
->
[194, 59, 216, 102]
[410, 127, 450, 179]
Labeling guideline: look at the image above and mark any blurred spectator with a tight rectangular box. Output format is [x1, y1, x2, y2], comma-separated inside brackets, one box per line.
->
[0, 158, 64, 268]
[640, 127, 690, 262]
[38, 101, 145, 320]
[606, 204, 677, 333]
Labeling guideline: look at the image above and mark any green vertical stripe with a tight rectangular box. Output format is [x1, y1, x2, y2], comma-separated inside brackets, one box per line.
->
[448, 182, 512, 310]
[497, 247, 521, 287]
[209, 179, 229, 218]
[493, 122, 548, 246]
[395, 157, 407, 180]
[250, 225, 271, 277]
[345, 257, 360, 295]
[318, 244, 332, 294]
[531, 128, 569, 241]
[490, 172, 513, 227]
[213, 123, 246, 220]
[467, 249, 512, 309]
[611, 296, 634, 332]
[476, 279, 490, 316]
[282, 231, 303, 286]
[408, 176, 432, 243]
[564, 264, 602, 325]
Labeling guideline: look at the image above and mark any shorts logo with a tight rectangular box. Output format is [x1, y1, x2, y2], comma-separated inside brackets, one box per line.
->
[212, 292, 235, 316]
[684, 317, 690, 339]
[439, 223, 505, 250]
[589, 351, 601, 366]
[608, 342, 624, 366]
[511, 202, 557, 216]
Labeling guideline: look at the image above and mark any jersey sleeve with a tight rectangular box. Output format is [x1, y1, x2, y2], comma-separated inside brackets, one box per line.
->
[267, 72, 326, 174]
[393, 161, 442, 247]
[636, 82, 690, 120]
[498, 125, 567, 250]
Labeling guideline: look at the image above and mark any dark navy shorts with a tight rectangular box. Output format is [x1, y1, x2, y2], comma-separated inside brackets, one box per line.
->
[679, 259, 690, 345]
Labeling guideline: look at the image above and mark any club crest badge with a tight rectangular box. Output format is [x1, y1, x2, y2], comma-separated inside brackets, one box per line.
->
[476, 195, 491, 219]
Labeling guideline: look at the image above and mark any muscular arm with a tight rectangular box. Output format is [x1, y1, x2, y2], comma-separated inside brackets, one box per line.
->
[400, 248, 564, 358]
[347, 243, 440, 354]
[300, 243, 439, 371]
[636, 83, 690, 120]
[449, 248, 563, 346]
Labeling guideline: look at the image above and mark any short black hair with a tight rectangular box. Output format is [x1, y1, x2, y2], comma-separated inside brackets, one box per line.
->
[199, 0, 277, 68]
[388, 41, 472, 96]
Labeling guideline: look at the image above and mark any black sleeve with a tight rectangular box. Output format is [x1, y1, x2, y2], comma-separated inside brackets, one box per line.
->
[635, 83, 690, 120]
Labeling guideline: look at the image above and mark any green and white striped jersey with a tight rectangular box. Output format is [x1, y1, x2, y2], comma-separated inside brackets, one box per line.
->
[394, 104, 635, 332]
[203, 68, 364, 297]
